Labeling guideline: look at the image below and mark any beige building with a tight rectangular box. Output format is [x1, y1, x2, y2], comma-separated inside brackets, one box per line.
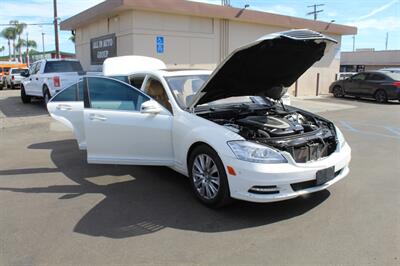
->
[341, 49, 400, 72]
[60, 0, 357, 96]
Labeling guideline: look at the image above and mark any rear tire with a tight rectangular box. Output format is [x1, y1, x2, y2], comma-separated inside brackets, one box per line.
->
[43, 86, 51, 105]
[374, 90, 387, 104]
[333, 86, 344, 98]
[21, 86, 31, 104]
[188, 144, 232, 208]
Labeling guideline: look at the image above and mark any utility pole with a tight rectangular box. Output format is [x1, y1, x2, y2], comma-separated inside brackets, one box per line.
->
[385, 32, 389, 50]
[42, 32, 45, 59]
[307, 4, 324, 20]
[352, 35, 355, 51]
[53, 0, 60, 59]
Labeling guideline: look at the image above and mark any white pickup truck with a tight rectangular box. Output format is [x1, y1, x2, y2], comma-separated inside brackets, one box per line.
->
[20, 59, 84, 104]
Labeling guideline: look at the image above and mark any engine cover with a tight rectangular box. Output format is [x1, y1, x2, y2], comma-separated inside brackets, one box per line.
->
[237, 116, 304, 137]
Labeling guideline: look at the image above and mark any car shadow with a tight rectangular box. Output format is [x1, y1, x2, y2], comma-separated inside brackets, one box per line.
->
[0, 140, 330, 238]
[0, 96, 47, 118]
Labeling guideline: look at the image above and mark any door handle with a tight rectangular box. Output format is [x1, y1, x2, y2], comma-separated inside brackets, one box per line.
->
[35, 78, 39, 80]
[89, 114, 107, 121]
[56, 104, 72, 111]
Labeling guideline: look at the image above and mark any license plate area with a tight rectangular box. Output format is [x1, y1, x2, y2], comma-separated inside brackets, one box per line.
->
[316, 166, 335, 185]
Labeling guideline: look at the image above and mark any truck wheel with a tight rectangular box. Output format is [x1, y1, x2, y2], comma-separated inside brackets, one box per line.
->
[188, 144, 232, 208]
[43, 86, 51, 104]
[21, 86, 31, 104]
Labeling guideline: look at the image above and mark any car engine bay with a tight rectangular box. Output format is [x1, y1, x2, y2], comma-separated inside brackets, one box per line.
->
[198, 105, 338, 163]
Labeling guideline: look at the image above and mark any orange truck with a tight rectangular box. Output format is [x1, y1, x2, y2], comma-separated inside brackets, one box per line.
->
[0, 62, 28, 89]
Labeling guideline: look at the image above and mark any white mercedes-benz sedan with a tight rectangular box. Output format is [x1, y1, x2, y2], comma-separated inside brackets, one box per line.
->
[47, 30, 351, 207]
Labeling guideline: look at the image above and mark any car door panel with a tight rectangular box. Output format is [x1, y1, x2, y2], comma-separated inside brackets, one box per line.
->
[83, 77, 174, 166]
[48, 101, 86, 149]
[84, 109, 173, 165]
[47, 82, 86, 149]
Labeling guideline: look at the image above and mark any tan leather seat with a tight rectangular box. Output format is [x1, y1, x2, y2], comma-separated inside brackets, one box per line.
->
[146, 79, 172, 113]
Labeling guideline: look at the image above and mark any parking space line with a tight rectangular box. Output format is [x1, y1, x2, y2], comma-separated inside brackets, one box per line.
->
[339, 120, 400, 140]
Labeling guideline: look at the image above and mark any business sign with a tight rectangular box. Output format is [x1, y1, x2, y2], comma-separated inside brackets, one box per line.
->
[90, 34, 117, 65]
[156, 36, 164, 54]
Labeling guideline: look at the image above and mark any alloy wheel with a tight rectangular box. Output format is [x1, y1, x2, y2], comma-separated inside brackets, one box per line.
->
[192, 154, 220, 200]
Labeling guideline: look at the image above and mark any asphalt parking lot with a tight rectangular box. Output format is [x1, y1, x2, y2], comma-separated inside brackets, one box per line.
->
[1, 89, 399, 265]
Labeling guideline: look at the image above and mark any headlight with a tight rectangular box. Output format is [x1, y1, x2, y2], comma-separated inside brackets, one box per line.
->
[335, 126, 346, 148]
[227, 141, 287, 164]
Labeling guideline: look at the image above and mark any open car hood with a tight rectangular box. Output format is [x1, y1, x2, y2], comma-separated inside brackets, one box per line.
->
[189, 29, 337, 109]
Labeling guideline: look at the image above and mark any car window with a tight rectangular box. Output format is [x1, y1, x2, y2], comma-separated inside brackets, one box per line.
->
[44, 61, 83, 73]
[29, 63, 37, 75]
[87, 77, 149, 111]
[165, 75, 209, 108]
[11, 68, 28, 74]
[34, 62, 41, 74]
[144, 77, 173, 113]
[367, 74, 386, 81]
[351, 73, 367, 81]
[51, 81, 84, 102]
[130, 75, 146, 89]
[110, 76, 129, 83]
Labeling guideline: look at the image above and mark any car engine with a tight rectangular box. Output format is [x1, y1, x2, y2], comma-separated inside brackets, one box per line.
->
[198, 106, 338, 163]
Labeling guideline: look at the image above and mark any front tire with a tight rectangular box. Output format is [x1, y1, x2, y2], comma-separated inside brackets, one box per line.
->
[374, 90, 387, 104]
[333, 86, 344, 98]
[188, 145, 232, 208]
[21, 86, 31, 104]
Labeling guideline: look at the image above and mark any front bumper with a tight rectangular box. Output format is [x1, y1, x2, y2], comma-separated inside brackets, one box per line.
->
[222, 142, 351, 203]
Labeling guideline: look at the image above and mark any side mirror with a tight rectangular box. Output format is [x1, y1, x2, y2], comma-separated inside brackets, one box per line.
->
[140, 100, 162, 115]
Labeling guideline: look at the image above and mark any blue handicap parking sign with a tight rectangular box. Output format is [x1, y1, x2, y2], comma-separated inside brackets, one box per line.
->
[156, 36, 164, 54]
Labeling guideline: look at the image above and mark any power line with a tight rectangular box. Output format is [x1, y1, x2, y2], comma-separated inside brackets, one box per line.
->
[0, 23, 54, 27]
[307, 4, 324, 20]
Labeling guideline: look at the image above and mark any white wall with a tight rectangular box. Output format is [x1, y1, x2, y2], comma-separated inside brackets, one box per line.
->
[74, 10, 343, 95]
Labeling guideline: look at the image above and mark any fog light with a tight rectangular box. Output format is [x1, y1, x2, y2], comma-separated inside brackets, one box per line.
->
[248, 185, 279, 195]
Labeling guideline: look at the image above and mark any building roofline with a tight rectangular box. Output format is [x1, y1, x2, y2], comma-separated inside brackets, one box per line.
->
[60, 0, 357, 36]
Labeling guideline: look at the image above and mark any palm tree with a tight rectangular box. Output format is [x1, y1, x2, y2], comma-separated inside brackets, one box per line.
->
[0, 46, 4, 56]
[1, 27, 16, 60]
[10, 20, 27, 62]
[69, 35, 75, 43]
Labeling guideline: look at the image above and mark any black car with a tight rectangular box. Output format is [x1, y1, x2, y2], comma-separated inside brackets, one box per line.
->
[329, 71, 400, 103]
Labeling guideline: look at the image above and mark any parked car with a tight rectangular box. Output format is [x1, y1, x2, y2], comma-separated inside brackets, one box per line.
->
[5, 67, 29, 89]
[0, 62, 27, 89]
[47, 30, 351, 207]
[20, 59, 83, 104]
[329, 71, 400, 103]
[379, 68, 400, 73]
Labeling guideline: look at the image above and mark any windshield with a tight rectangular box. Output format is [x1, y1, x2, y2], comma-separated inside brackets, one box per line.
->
[165, 75, 209, 108]
[11, 68, 28, 74]
[44, 61, 83, 73]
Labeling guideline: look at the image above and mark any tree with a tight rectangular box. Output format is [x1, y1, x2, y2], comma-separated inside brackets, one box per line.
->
[0, 46, 4, 55]
[1, 27, 16, 60]
[10, 20, 27, 62]
[18, 39, 37, 63]
[69, 35, 75, 43]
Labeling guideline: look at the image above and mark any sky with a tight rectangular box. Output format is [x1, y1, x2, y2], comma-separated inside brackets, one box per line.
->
[0, 0, 399, 57]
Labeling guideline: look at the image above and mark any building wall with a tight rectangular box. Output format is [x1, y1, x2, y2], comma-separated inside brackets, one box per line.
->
[74, 10, 342, 96]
